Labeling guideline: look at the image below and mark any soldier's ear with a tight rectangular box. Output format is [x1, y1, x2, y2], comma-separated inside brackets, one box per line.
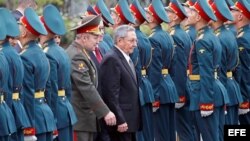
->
[238, 13, 243, 21]
[116, 16, 122, 25]
[21, 28, 27, 38]
[173, 14, 179, 21]
[196, 14, 201, 22]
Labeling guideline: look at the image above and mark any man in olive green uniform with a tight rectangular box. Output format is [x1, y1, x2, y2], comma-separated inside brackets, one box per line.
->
[66, 15, 116, 141]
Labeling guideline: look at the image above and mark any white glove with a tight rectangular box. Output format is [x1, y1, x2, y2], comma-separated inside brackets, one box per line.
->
[53, 134, 58, 139]
[152, 101, 160, 112]
[238, 108, 250, 115]
[224, 110, 227, 115]
[200, 110, 213, 117]
[175, 103, 185, 109]
[24, 135, 37, 141]
[153, 107, 159, 112]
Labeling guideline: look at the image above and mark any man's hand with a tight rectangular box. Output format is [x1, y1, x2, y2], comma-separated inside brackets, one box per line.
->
[200, 110, 213, 117]
[104, 111, 116, 126]
[117, 123, 128, 132]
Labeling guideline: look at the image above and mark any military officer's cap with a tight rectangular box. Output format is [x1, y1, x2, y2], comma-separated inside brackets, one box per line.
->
[111, 0, 135, 24]
[146, 0, 169, 23]
[210, 0, 234, 22]
[94, 0, 114, 26]
[231, 0, 250, 19]
[0, 11, 7, 40]
[166, 0, 188, 20]
[71, 14, 102, 35]
[86, 5, 98, 16]
[40, 4, 66, 36]
[191, 0, 217, 22]
[130, 0, 149, 23]
[20, 7, 47, 36]
[0, 8, 20, 37]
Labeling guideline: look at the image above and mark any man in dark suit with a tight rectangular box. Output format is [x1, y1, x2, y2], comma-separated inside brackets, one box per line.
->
[100, 25, 141, 141]
[66, 15, 116, 141]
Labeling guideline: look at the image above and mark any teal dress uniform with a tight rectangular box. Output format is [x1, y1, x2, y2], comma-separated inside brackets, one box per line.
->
[148, 25, 178, 141]
[2, 41, 31, 141]
[216, 26, 243, 125]
[135, 28, 155, 141]
[166, 0, 195, 140]
[20, 8, 56, 141]
[210, 0, 243, 126]
[0, 8, 30, 141]
[187, 1, 228, 141]
[44, 39, 78, 141]
[0, 52, 16, 141]
[0, 9, 17, 141]
[42, 4, 77, 141]
[147, 2, 178, 141]
[21, 41, 57, 140]
[130, 1, 154, 141]
[169, 24, 194, 141]
[236, 25, 250, 124]
[232, 0, 250, 125]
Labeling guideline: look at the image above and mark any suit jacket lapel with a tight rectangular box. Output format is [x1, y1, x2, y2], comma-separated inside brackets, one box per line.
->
[113, 47, 137, 85]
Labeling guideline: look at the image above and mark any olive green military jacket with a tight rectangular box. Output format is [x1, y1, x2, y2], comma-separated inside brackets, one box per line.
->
[66, 41, 109, 132]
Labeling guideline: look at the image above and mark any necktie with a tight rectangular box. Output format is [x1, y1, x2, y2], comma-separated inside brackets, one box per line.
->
[95, 47, 102, 63]
[129, 59, 137, 81]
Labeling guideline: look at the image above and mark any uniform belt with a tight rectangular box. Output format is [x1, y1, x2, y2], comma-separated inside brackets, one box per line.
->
[12, 93, 20, 100]
[58, 90, 65, 97]
[162, 69, 168, 75]
[35, 91, 44, 98]
[141, 69, 146, 76]
[189, 75, 200, 80]
[227, 71, 233, 78]
[0, 95, 4, 103]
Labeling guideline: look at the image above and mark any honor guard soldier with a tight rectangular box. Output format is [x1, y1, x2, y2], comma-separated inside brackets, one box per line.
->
[187, 0, 229, 140]
[0, 8, 30, 141]
[94, 0, 115, 53]
[40, 4, 78, 141]
[165, 0, 195, 141]
[0, 9, 17, 141]
[130, 1, 155, 141]
[210, 0, 243, 126]
[231, 0, 250, 124]
[67, 15, 116, 141]
[209, 0, 242, 139]
[145, 0, 179, 141]
[18, 7, 56, 141]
